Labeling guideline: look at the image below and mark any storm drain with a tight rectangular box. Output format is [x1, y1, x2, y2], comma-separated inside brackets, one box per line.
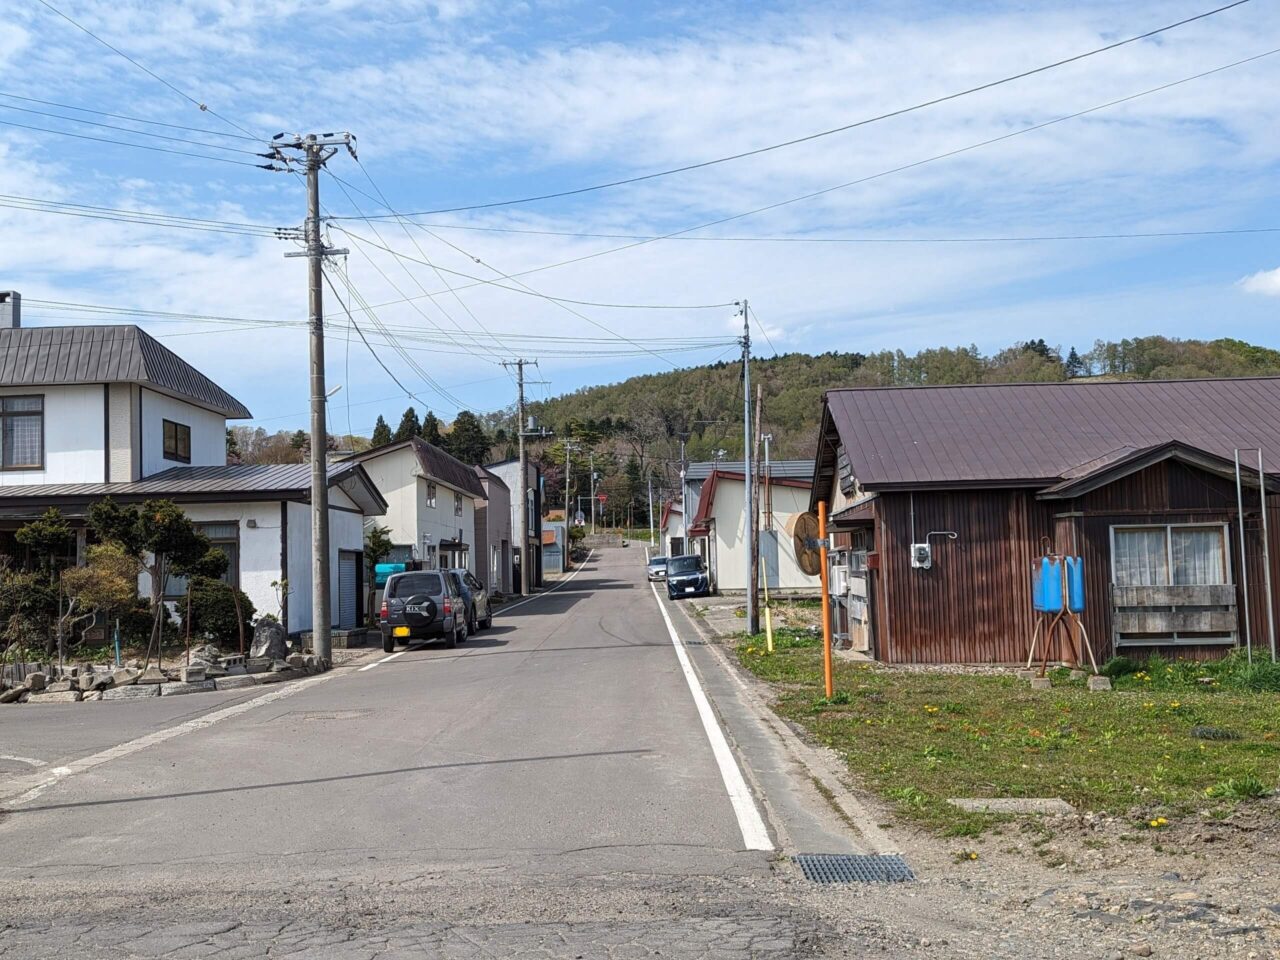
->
[794, 853, 915, 884]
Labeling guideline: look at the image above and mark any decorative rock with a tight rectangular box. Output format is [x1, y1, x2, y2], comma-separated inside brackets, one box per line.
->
[159, 680, 217, 696]
[214, 675, 257, 691]
[1088, 675, 1113, 691]
[1129, 943, 1152, 957]
[188, 643, 223, 664]
[137, 666, 168, 685]
[180, 664, 206, 683]
[30, 690, 81, 703]
[80, 690, 103, 702]
[245, 658, 273, 674]
[76, 671, 113, 692]
[45, 679, 73, 693]
[286, 654, 306, 668]
[0, 686, 26, 703]
[1212, 926, 1263, 937]
[1069, 669, 1087, 680]
[25, 671, 47, 691]
[102, 684, 160, 700]
[250, 619, 289, 660]
[112, 667, 141, 686]
[1030, 676, 1052, 690]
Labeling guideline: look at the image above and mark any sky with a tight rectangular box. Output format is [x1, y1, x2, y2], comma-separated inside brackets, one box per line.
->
[1, 0, 1279, 437]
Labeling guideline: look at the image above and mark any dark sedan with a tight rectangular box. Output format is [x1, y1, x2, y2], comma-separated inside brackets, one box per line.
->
[665, 554, 710, 599]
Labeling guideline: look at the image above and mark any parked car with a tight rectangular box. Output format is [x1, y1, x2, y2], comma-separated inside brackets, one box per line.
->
[647, 556, 668, 581]
[665, 554, 710, 600]
[379, 570, 467, 652]
[446, 567, 493, 634]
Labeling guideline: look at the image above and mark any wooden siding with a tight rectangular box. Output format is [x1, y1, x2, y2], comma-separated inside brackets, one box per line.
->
[869, 460, 1280, 665]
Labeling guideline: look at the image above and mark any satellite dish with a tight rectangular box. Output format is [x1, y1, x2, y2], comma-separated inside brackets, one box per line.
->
[792, 511, 822, 577]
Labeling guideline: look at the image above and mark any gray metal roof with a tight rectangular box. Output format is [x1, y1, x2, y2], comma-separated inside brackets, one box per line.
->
[0, 325, 251, 418]
[686, 460, 813, 481]
[346, 437, 486, 499]
[0, 463, 386, 514]
[822, 377, 1280, 490]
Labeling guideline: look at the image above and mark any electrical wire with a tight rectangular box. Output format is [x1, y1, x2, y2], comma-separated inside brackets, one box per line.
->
[0, 194, 280, 237]
[748, 304, 779, 357]
[332, 0, 1254, 218]
[0, 101, 266, 154]
[0, 117, 270, 167]
[0, 90, 260, 139]
[34, 0, 260, 140]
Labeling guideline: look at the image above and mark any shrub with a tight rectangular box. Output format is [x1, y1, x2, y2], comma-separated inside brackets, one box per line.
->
[186, 577, 255, 645]
[1100, 656, 1140, 678]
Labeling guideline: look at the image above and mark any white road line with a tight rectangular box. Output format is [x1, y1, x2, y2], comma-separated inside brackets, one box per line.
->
[649, 581, 773, 852]
[358, 650, 406, 672]
[498, 548, 594, 613]
[0, 755, 47, 768]
[0, 671, 338, 807]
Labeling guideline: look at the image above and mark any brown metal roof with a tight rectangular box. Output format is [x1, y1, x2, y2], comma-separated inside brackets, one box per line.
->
[0, 325, 251, 418]
[824, 377, 1280, 490]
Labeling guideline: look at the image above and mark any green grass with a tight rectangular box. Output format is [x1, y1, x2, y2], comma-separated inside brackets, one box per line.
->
[736, 640, 1280, 835]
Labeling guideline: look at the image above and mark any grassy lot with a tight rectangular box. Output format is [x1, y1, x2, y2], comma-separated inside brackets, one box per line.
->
[737, 630, 1280, 837]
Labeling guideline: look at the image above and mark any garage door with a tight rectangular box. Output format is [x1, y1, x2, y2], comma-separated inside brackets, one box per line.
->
[338, 551, 359, 629]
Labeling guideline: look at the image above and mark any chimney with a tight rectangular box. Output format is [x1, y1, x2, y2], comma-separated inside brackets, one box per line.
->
[0, 291, 20, 329]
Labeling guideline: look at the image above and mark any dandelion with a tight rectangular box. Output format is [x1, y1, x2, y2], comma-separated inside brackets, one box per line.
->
[923, 704, 940, 714]
[1148, 816, 1169, 829]
[1142, 702, 1155, 709]
[1168, 701, 1181, 710]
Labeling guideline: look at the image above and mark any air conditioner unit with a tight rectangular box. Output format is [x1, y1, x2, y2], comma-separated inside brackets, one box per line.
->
[910, 543, 932, 570]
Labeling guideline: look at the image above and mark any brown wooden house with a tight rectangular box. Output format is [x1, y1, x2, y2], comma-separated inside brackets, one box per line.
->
[811, 378, 1280, 665]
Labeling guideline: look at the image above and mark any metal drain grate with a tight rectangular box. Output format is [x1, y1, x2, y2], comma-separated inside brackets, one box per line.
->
[794, 853, 915, 884]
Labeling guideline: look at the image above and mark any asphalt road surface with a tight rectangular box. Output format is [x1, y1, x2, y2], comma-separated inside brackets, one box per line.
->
[0, 547, 887, 959]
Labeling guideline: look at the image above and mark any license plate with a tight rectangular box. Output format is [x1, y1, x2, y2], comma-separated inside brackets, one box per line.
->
[685, 586, 696, 593]
[393, 626, 410, 637]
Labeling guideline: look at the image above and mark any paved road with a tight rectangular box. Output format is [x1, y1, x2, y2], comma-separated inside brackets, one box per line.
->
[0, 548, 865, 958]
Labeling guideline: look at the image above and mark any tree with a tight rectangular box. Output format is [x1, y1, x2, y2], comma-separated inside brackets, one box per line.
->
[393, 407, 421, 442]
[89, 498, 211, 667]
[421, 410, 443, 446]
[371, 415, 392, 447]
[226, 428, 242, 464]
[58, 543, 140, 662]
[1065, 346, 1084, 378]
[364, 524, 394, 627]
[443, 410, 490, 465]
[289, 429, 308, 451]
[15, 507, 73, 584]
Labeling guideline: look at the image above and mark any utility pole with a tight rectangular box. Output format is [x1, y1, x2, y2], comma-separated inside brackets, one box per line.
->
[678, 437, 688, 549]
[589, 453, 597, 534]
[750, 383, 763, 637]
[274, 131, 356, 663]
[563, 440, 579, 573]
[740, 299, 757, 634]
[648, 474, 655, 547]
[503, 359, 547, 596]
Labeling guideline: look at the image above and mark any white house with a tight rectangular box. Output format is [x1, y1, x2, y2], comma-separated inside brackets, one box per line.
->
[485, 458, 544, 593]
[659, 500, 684, 557]
[343, 437, 484, 572]
[685, 464, 819, 594]
[0, 295, 387, 635]
[473, 466, 511, 594]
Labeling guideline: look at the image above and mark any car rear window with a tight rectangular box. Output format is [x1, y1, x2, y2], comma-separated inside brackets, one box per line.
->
[667, 556, 701, 575]
[388, 572, 443, 598]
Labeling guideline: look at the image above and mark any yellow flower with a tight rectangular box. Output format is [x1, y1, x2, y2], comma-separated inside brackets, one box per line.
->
[968, 852, 979, 861]
[1168, 701, 1181, 709]
[1142, 702, 1155, 709]
[1148, 816, 1169, 828]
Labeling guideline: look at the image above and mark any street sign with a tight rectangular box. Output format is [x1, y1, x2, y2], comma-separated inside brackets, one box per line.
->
[574, 510, 585, 524]
[598, 494, 607, 504]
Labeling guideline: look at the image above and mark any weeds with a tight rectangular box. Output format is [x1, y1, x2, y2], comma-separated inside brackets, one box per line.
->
[1204, 775, 1269, 800]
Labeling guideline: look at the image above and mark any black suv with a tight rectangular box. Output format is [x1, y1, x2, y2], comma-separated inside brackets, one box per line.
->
[379, 570, 468, 652]
[665, 554, 710, 600]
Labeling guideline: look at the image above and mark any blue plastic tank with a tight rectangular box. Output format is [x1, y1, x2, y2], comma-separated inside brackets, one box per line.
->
[1041, 557, 1064, 612]
[1066, 556, 1086, 613]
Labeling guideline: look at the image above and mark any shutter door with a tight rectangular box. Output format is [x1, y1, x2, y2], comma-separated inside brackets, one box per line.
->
[338, 551, 358, 629]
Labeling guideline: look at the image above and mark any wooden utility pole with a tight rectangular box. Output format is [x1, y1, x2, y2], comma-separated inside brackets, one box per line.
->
[750, 383, 763, 637]
[740, 300, 757, 634]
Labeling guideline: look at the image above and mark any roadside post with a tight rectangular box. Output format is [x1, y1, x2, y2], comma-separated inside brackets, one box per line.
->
[818, 500, 834, 699]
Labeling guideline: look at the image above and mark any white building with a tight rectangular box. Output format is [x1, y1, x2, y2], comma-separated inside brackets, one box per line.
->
[485, 458, 544, 593]
[0, 296, 387, 635]
[344, 437, 484, 572]
[473, 466, 512, 594]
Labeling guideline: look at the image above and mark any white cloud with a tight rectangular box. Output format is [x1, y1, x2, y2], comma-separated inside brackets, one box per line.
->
[1240, 267, 1280, 297]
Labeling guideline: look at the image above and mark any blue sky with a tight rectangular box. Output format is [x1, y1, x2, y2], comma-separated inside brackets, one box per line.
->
[2, 0, 1279, 436]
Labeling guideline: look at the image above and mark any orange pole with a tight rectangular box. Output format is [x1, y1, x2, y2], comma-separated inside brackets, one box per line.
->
[819, 500, 835, 699]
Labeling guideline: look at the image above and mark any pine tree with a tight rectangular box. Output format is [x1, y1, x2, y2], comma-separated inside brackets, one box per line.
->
[371, 415, 392, 446]
[421, 410, 443, 446]
[289, 429, 307, 450]
[443, 410, 491, 465]
[1065, 347, 1084, 378]
[392, 407, 421, 442]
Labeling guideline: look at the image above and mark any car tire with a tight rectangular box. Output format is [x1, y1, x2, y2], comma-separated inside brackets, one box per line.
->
[382, 634, 395, 653]
[480, 614, 492, 630]
[443, 624, 458, 649]
[457, 619, 468, 645]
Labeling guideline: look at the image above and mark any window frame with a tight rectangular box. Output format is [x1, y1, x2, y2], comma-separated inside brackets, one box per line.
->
[162, 418, 192, 464]
[1109, 522, 1232, 589]
[0, 394, 45, 471]
[425, 481, 437, 509]
[454, 491, 463, 517]
[164, 520, 240, 599]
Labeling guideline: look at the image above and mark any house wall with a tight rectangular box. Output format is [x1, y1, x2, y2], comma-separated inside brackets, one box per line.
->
[487, 459, 542, 591]
[139, 388, 226, 477]
[358, 446, 477, 571]
[0, 384, 106, 486]
[475, 476, 511, 593]
[173, 501, 286, 626]
[285, 492, 365, 634]
[709, 476, 818, 591]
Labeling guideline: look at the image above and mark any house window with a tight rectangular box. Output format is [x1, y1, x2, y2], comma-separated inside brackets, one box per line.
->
[165, 521, 240, 598]
[423, 544, 437, 569]
[0, 395, 43, 470]
[163, 419, 192, 463]
[454, 492, 463, 517]
[1112, 524, 1229, 587]
[425, 481, 437, 508]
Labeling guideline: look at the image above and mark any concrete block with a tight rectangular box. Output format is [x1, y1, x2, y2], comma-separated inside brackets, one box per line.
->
[1030, 676, 1052, 690]
[112, 667, 141, 686]
[255, 671, 288, 684]
[159, 680, 217, 696]
[949, 797, 1076, 815]
[286, 654, 306, 668]
[1015, 669, 1035, 681]
[77, 671, 113, 692]
[30, 690, 81, 703]
[245, 658, 273, 674]
[1088, 675, 1113, 692]
[137, 666, 169, 684]
[80, 690, 103, 702]
[0, 686, 26, 703]
[180, 664, 206, 683]
[102, 684, 160, 701]
[1069, 669, 1087, 680]
[224, 664, 248, 676]
[214, 675, 257, 691]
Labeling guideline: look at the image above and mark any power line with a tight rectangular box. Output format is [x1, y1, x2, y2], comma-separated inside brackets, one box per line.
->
[333, 0, 1254, 218]
[34, 0, 260, 140]
[0, 101, 266, 154]
[0, 194, 280, 237]
[0, 90, 260, 139]
[0, 116, 271, 167]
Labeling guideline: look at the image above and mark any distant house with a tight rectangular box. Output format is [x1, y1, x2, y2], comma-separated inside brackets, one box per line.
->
[485, 458, 544, 593]
[811, 379, 1280, 665]
[0, 297, 386, 635]
[659, 500, 683, 557]
[473, 466, 511, 594]
[684, 460, 818, 594]
[343, 437, 484, 572]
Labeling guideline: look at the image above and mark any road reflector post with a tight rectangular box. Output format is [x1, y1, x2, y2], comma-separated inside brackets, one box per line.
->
[819, 500, 834, 700]
[764, 602, 774, 654]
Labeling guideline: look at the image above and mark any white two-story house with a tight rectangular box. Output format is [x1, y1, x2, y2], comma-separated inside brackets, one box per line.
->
[344, 437, 484, 573]
[0, 293, 387, 636]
